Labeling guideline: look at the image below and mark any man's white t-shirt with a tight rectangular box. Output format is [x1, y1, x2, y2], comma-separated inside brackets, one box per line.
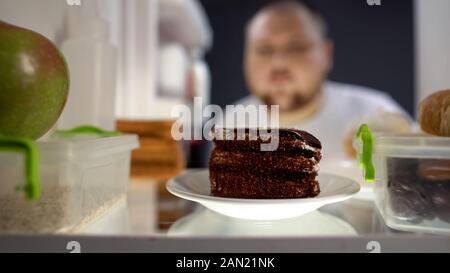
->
[232, 81, 408, 161]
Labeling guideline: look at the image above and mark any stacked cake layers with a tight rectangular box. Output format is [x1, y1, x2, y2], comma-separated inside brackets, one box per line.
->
[209, 128, 322, 199]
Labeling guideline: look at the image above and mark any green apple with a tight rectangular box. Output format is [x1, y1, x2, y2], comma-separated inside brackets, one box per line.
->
[0, 21, 69, 140]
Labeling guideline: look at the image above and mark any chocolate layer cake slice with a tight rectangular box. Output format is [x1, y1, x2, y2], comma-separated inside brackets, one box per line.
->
[209, 128, 322, 199]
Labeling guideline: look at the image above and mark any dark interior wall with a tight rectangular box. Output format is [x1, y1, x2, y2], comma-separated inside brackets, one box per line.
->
[199, 0, 415, 115]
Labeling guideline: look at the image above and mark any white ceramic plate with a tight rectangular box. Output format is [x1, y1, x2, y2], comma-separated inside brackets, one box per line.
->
[166, 170, 361, 220]
[320, 160, 374, 201]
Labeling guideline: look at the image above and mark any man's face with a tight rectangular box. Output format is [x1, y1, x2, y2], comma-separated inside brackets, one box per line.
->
[245, 9, 333, 112]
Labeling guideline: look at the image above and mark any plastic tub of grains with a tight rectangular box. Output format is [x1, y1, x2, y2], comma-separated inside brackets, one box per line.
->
[0, 128, 139, 233]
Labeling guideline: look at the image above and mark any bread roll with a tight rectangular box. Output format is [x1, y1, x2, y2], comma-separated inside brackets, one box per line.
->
[419, 90, 450, 137]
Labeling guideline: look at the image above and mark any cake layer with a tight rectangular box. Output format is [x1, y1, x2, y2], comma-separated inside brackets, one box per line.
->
[213, 128, 322, 160]
[209, 128, 322, 199]
[209, 148, 319, 174]
[210, 170, 320, 199]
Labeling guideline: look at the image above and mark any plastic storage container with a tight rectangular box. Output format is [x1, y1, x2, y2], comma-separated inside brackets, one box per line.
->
[59, 4, 117, 131]
[356, 125, 450, 235]
[0, 133, 139, 233]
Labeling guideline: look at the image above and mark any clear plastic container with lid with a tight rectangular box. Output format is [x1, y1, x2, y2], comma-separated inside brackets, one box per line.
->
[355, 125, 450, 235]
[0, 128, 139, 233]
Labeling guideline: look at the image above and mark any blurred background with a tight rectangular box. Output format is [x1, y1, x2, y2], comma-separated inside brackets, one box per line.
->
[202, 0, 415, 114]
[0, 0, 450, 237]
[0, 0, 449, 168]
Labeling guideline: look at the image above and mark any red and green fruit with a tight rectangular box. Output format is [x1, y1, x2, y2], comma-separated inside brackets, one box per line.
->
[0, 20, 69, 140]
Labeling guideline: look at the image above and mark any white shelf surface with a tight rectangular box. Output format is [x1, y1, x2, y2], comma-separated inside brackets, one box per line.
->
[1, 175, 450, 252]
